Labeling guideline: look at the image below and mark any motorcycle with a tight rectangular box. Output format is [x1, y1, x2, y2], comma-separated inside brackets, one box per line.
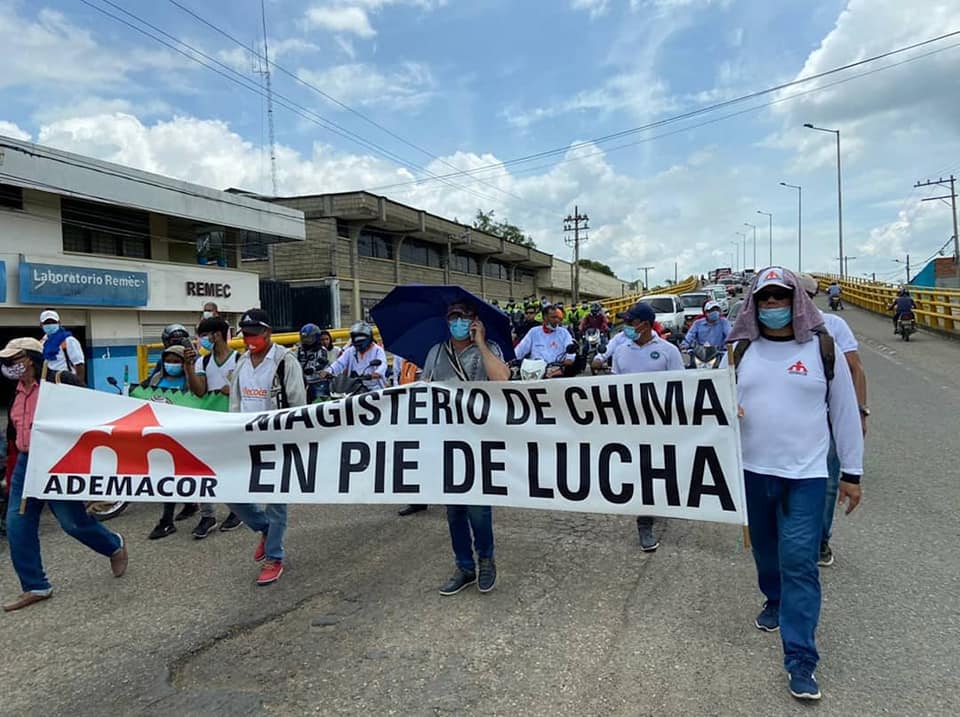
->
[326, 359, 384, 399]
[688, 343, 722, 369]
[583, 329, 608, 374]
[897, 312, 916, 341]
[829, 294, 842, 311]
[512, 343, 580, 380]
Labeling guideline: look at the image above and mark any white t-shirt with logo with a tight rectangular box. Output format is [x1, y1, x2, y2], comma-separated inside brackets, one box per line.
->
[42, 335, 85, 373]
[611, 335, 685, 374]
[736, 337, 863, 479]
[194, 350, 238, 393]
[236, 343, 284, 413]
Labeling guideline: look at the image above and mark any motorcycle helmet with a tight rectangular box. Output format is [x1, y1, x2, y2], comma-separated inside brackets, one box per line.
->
[300, 323, 322, 346]
[350, 321, 374, 350]
[590, 302, 602, 315]
[161, 323, 189, 348]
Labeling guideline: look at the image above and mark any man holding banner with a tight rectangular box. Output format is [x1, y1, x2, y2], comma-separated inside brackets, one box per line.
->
[423, 300, 510, 596]
[728, 267, 863, 702]
[610, 302, 685, 552]
[227, 309, 306, 586]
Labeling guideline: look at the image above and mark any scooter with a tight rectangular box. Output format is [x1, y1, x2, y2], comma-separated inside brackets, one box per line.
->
[897, 312, 916, 341]
[326, 359, 384, 399]
[690, 343, 722, 369]
[829, 295, 842, 311]
[513, 343, 580, 380]
[583, 329, 608, 374]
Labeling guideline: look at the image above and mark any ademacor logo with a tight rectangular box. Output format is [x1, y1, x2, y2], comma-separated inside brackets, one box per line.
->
[787, 360, 808, 376]
[49, 403, 214, 476]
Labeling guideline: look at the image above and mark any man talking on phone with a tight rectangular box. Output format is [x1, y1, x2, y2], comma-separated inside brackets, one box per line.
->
[421, 300, 510, 596]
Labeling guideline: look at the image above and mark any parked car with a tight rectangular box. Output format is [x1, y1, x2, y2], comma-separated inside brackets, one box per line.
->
[678, 292, 710, 328]
[641, 294, 687, 333]
[726, 298, 745, 323]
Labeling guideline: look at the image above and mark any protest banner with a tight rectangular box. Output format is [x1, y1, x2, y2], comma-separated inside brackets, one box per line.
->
[24, 370, 746, 525]
[128, 385, 229, 412]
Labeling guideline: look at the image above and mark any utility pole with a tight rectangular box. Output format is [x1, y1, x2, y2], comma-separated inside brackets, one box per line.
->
[894, 254, 911, 283]
[835, 255, 857, 276]
[757, 210, 773, 266]
[257, 0, 278, 195]
[915, 175, 959, 264]
[636, 265, 654, 292]
[563, 206, 589, 303]
[744, 222, 757, 270]
[674, 261, 678, 284]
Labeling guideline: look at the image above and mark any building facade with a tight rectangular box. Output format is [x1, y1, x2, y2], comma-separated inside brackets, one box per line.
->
[240, 191, 629, 326]
[0, 136, 304, 394]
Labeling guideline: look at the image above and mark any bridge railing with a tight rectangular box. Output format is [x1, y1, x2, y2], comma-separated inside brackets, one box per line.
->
[600, 275, 700, 318]
[813, 274, 960, 336]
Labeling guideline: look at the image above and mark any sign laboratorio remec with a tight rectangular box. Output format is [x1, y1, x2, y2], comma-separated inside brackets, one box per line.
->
[24, 371, 747, 526]
[19, 261, 148, 306]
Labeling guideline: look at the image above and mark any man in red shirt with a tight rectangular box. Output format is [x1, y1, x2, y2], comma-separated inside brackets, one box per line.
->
[1, 338, 128, 612]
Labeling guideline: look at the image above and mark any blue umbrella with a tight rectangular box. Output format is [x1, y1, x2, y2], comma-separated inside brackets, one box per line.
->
[370, 285, 515, 367]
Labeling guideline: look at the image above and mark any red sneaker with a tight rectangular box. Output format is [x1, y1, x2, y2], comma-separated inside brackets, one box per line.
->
[253, 535, 266, 563]
[257, 561, 283, 586]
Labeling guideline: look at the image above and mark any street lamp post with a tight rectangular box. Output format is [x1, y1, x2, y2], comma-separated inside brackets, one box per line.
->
[804, 123, 844, 277]
[757, 210, 773, 266]
[780, 182, 802, 271]
[730, 240, 740, 272]
[743, 222, 757, 270]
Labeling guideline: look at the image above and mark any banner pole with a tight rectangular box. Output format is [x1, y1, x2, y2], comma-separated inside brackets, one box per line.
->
[727, 342, 751, 551]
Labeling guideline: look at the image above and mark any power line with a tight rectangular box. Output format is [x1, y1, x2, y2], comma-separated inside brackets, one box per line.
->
[77, 0, 529, 212]
[163, 0, 527, 204]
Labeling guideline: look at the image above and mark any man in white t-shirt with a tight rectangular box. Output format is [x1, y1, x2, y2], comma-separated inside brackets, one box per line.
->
[227, 308, 307, 586]
[39, 309, 85, 383]
[798, 274, 869, 568]
[610, 302, 685, 552]
[184, 317, 242, 538]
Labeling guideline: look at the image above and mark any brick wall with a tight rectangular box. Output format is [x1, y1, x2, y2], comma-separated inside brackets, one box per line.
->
[268, 218, 337, 280]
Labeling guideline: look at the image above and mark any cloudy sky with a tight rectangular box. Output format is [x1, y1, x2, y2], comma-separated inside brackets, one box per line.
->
[3, 0, 960, 285]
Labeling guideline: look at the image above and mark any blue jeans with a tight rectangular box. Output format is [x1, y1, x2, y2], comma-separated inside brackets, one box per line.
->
[6, 453, 122, 593]
[446, 505, 494, 572]
[226, 502, 287, 562]
[744, 471, 825, 673]
[822, 440, 841, 543]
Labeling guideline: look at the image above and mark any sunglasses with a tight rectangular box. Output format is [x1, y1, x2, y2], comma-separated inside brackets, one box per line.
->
[755, 289, 792, 302]
[448, 311, 476, 321]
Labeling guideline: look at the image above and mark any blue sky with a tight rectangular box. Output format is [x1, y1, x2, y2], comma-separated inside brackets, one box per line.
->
[3, 0, 960, 285]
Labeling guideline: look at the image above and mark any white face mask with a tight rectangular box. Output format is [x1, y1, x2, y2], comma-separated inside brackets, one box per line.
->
[2, 363, 27, 380]
[202, 311, 214, 319]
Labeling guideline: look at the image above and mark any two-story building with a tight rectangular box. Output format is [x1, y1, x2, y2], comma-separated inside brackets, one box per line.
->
[0, 135, 305, 394]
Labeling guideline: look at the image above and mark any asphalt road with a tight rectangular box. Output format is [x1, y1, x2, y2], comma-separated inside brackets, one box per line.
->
[2, 300, 958, 716]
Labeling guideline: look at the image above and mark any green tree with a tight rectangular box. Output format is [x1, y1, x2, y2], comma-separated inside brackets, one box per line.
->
[473, 209, 537, 248]
[577, 258, 616, 277]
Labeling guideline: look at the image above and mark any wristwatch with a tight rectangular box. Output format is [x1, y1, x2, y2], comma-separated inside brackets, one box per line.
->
[859, 405, 871, 416]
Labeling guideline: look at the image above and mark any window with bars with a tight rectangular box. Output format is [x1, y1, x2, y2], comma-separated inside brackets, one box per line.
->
[0, 183, 23, 210]
[398, 237, 443, 268]
[358, 229, 394, 260]
[61, 197, 151, 259]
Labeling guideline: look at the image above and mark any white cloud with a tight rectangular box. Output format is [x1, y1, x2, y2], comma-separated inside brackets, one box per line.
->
[304, 0, 448, 38]
[570, 0, 610, 18]
[298, 62, 435, 110]
[0, 121, 30, 141]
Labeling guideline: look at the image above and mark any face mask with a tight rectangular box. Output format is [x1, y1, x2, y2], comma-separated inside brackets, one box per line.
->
[449, 318, 472, 341]
[42, 324, 60, 336]
[353, 337, 372, 352]
[244, 334, 269, 354]
[758, 307, 793, 329]
[623, 326, 639, 341]
[202, 311, 214, 320]
[199, 336, 215, 352]
[2, 363, 26, 380]
[164, 362, 184, 377]
[707, 310, 720, 322]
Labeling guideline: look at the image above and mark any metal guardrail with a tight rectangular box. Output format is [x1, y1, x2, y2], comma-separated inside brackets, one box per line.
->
[813, 274, 960, 336]
[600, 275, 700, 318]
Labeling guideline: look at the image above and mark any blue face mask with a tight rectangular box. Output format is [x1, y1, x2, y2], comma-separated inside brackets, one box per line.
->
[707, 310, 720, 322]
[758, 307, 792, 329]
[164, 362, 184, 377]
[199, 336, 214, 352]
[354, 337, 372, 352]
[449, 318, 472, 341]
[622, 325, 639, 341]
[42, 323, 60, 336]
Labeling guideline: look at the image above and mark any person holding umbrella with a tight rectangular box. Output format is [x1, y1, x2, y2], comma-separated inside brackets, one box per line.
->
[420, 300, 510, 595]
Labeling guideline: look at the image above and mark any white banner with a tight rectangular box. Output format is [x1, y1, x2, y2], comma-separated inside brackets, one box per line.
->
[24, 370, 746, 525]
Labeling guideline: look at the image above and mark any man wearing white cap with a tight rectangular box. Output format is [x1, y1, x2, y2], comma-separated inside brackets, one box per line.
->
[683, 298, 732, 352]
[39, 309, 85, 383]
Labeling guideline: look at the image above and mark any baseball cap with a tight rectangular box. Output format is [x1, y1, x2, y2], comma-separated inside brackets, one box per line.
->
[239, 308, 271, 329]
[753, 267, 793, 294]
[0, 337, 44, 358]
[161, 344, 186, 359]
[797, 273, 818, 297]
[704, 300, 722, 311]
[617, 302, 656, 324]
[40, 309, 60, 323]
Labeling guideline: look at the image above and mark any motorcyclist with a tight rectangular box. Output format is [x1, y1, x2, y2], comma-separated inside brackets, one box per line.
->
[321, 322, 387, 391]
[297, 323, 331, 402]
[516, 305, 540, 341]
[579, 302, 610, 337]
[889, 289, 917, 334]
[514, 305, 576, 377]
[827, 281, 843, 309]
[683, 300, 732, 352]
